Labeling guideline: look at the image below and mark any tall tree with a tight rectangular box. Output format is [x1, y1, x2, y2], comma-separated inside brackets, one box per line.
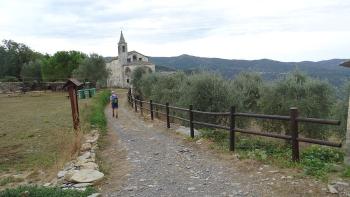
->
[0, 40, 40, 79]
[73, 54, 110, 86]
[20, 60, 43, 82]
[41, 51, 86, 81]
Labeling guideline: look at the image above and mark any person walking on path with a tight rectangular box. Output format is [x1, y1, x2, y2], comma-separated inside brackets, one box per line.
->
[110, 91, 118, 118]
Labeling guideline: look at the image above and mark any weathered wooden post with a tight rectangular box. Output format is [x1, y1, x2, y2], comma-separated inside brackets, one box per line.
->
[150, 100, 154, 120]
[166, 102, 170, 128]
[140, 99, 143, 116]
[189, 105, 194, 138]
[64, 78, 82, 130]
[345, 96, 350, 164]
[229, 106, 236, 151]
[128, 88, 132, 105]
[290, 107, 300, 162]
[134, 99, 137, 112]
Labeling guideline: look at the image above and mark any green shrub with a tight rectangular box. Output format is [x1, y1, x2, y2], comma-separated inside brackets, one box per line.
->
[302, 157, 329, 178]
[300, 146, 344, 178]
[0, 185, 95, 197]
[200, 129, 228, 143]
[0, 76, 18, 82]
[342, 166, 350, 177]
[236, 136, 288, 154]
[89, 90, 110, 133]
[301, 146, 344, 163]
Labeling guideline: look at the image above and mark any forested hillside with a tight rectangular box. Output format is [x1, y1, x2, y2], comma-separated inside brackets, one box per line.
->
[150, 54, 350, 87]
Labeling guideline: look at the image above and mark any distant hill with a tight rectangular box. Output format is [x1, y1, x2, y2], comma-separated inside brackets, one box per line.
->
[150, 54, 350, 87]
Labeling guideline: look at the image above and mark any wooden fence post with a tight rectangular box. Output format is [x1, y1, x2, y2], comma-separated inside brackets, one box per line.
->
[290, 107, 300, 162]
[128, 88, 131, 104]
[345, 94, 350, 165]
[150, 100, 154, 120]
[166, 102, 170, 128]
[229, 106, 236, 151]
[134, 99, 137, 112]
[140, 99, 143, 116]
[189, 105, 194, 138]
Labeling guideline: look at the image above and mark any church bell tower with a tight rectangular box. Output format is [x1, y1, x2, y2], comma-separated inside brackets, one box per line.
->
[118, 31, 128, 65]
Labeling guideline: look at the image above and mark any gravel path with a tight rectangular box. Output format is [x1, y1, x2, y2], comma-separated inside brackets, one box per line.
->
[103, 93, 330, 197]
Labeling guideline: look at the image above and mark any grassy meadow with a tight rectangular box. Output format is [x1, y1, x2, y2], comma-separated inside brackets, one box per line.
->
[0, 92, 87, 187]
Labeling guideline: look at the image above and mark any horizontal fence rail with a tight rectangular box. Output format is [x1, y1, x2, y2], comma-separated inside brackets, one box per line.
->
[235, 112, 290, 121]
[168, 105, 189, 112]
[127, 92, 342, 162]
[192, 110, 230, 116]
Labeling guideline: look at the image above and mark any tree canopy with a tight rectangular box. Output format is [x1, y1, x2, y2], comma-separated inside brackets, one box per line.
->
[41, 51, 86, 81]
[0, 39, 108, 85]
[133, 70, 342, 139]
[73, 54, 110, 86]
[0, 40, 41, 79]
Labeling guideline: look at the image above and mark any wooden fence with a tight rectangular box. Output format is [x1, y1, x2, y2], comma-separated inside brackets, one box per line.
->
[127, 93, 341, 162]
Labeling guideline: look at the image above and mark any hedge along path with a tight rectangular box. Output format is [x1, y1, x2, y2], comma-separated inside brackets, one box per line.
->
[102, 92, 331, 197]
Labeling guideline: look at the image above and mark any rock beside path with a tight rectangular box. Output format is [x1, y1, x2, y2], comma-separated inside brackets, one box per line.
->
[69, 169, 104, 183]
[87, 193, 101, 197]
[79, 162, 99, 170]
[81, 143, 92, 151]
[45, 129, 103, 191]
[327, 184, 338, 194]
[175, 126, 199, 136]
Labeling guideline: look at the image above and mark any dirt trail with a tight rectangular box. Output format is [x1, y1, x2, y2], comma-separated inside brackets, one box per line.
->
[101, 93, 332, 197]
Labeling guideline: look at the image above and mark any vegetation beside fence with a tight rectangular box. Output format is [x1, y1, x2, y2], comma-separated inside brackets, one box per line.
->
[199, 129, 344, 179]
[132, 69, 348, 140]
[130, 68, 349, 179]
[128, 95, 341, 161]
[129, 93, 346, 179]
[0, 185, 95, 197]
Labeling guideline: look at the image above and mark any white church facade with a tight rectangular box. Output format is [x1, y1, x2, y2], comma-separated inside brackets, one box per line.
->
[106, 31, 155, 88]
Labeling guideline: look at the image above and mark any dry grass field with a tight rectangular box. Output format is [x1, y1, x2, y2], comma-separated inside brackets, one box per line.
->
[0, 92, 85, 187]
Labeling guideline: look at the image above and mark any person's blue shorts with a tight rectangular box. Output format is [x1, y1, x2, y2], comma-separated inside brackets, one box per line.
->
[112, 103, 118, 109]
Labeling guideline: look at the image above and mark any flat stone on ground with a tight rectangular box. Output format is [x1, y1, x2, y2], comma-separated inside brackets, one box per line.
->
[79, 162, 99, 170]
[69, 169, 104, 183]
[81, 143, 92, 151]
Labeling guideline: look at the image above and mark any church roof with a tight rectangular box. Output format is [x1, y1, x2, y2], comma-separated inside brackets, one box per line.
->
[118, 31, 126, 44]
[125, 61, 154, 66]
[128, 50, 149, 58]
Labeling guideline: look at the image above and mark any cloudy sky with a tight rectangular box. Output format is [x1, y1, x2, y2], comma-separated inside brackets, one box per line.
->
[0, 0, 349, 61]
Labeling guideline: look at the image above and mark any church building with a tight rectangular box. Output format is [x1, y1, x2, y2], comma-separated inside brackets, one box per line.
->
[106, 31, 155, 88]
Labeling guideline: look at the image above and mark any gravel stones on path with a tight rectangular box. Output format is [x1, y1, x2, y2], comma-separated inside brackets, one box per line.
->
[105, 103, 255, 196]
[103, 94, 347, 197]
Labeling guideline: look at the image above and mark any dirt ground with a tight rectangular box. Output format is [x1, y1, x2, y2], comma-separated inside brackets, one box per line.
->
[96, 120, 130, 194]
[99, 92, 349, 196]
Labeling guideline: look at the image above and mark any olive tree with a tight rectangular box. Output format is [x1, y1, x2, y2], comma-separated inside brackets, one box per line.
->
[259, 71, 335, 139]
[131, 66, 152, 98]
[147, 72, 185, 105]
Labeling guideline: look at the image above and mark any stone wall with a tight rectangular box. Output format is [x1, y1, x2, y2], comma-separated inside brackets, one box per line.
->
[0, 82, 66, 93]
[0, 82, 22, 93]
